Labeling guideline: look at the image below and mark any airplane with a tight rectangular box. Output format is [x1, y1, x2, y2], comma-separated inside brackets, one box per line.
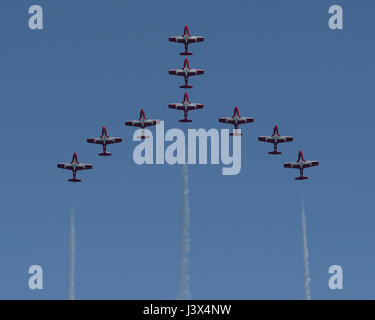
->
[169, 25, 204, 56]
[284, 150, 319, 180]
[168, 58, 204, 88]
[125, 109, 160, 139]
[87, 126, 122, 156]
[218, 106, 254, 136]
[258, 125, 294, 155]
[168, 92, 204, 122]
[57, 152, 93, 182]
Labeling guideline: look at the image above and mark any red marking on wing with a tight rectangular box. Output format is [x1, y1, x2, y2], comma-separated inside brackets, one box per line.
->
[188, 104, 204, 110]
[169, 37, 184, 43]
[76, 164, 93, 171]
[303, 161, 319, 168]
[284, 163, 299, 169]
[57, 163, 73, 170]
[87, 138, 103, 145]
[258, 137, 272, 143]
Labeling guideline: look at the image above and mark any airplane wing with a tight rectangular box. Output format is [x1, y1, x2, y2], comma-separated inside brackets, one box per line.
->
[125, 120, 143, 127]
[169, 69, 185, 76]
[283, 162, 300, 169]
[277, 136, 294, 143]
[168, 103, 182, 110]
[258, 136, 273, 143]
[169, 103, 203, 111]
[219, 117, 235, 124]
[105, 137, 122, 144]
[303, 161, 319, 168]
[220, 117, 254, 125]
[143, 120, 160, 127]
[188, 69, 204, 76]
[188, 103, 204, 110]
[188, 36, 204, 43]
[168, 36, 184, 43]
[87, 138, 103, 145]
[168, 104, 186, 111]
[237, 117, 254, 124]
[76, 163, 93, 171]
[57, 163, 73, 170]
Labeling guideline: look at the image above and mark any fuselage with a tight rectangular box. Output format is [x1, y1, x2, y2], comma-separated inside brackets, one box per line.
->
[139, 117, 146, 128]
[101, 134, 109, 145]
[71, 158, 79, 172]
[182, 99, 190, 111]
[298, 160, 306, 168]
[232, 114, 241, 125]
[183, 34, 189, 43]
[271, 133, 280, 142]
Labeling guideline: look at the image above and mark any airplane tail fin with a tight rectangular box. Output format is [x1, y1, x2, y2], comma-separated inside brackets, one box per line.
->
[183, 58, 190, 69]
[184, 25, 191, 36]
[68, 178, 81, 183]
[298, 150, 305, 162]
[72, 152, 79, 163]
[102, 126, 109, 137]
[273, 125, 280, 136]
[183, 92, 190, 103]
[99, 152, 112, 156]
[233, 106, 240, 117]
[139, 109, 147, 120]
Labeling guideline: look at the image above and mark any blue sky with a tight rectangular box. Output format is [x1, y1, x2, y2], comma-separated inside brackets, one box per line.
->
[0, 0, 374, 299]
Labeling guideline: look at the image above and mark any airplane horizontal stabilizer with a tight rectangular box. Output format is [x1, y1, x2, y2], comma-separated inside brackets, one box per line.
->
[295, 176, 308, 181]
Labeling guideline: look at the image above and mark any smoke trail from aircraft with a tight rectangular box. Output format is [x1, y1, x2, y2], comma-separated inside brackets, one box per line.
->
[69, 207, 76, 300]
[178, 161, 191, 300]
[301, 195, 311, 300]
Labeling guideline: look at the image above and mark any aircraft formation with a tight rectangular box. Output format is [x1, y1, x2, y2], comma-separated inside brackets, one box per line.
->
[57, 25, 319, 182]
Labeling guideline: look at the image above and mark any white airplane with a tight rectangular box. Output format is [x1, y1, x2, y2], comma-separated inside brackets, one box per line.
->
[218, 106, 254, 136]
[87, 126, 122, 156]
[284, 150, 319, 180]
[168, 92, 204, 122]
[169, 25, 204, 55]
[125, 109, 160, 139]
[57, 152, 93, 182]
[168, 58, 204, 88]
[258, 125, 294, 155]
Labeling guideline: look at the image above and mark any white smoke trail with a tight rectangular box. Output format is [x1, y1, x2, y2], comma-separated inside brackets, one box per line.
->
[301, 195, 311, 300]
[177, 161, 191, 300]
[69, 207, 76, 300]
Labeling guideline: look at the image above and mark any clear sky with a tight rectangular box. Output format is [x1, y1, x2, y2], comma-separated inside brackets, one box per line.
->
[0, 0, 374, 299]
